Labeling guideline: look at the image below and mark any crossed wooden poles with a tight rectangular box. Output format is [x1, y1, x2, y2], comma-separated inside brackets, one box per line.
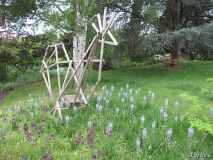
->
[40, 8, 118, 119]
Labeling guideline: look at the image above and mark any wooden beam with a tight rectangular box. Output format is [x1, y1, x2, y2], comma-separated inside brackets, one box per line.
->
[103, 7, 107, 30]
[102, 12, 117, 37]
[49, 42, 64, 47]
[92, 23, 99, 33]
[98, 39, 117, 45]
[62, 44, 70, 61]
[106, 30, 118, 45]
[55, 45, 61, 94]
[97, 13, 103, 32]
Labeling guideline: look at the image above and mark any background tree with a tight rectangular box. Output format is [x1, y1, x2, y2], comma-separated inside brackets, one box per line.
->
[157, 0, 213, 64]
[0, 33, 55, 72]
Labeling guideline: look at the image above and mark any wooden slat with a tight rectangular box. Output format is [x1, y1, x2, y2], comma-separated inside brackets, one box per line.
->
[46, 68, 52, 94]
[102, 12, 117, 37]
[97, 13, 103, 32]
[73, 59, 101, 63]
[49, 42, 64, 47]
[106, 30, 118, 45]
[92, 23, 99, 33]
[61, 61, 72, 94]
[55, 45, 61, 93]
[103, 7, 107, 30]
[42, 72, 51, 94]
[98, 39, 117, 45]
[62, 44, 70, 61]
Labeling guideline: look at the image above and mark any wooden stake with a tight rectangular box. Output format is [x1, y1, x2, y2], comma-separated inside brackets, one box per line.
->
[55, 45, 61, 93]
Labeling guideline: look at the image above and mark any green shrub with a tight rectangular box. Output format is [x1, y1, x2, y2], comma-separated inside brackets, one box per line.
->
[121, 59, 137, 67]
[33, 66, 40, 72]
[0, 82, 18, 93]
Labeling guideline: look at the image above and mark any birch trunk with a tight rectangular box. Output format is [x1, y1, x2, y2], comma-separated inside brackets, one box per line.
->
[73, 2, 88, 87]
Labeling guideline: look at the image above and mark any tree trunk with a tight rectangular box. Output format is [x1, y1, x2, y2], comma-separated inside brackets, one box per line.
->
[171, 39, 180, 65]
[73, 2, 88, 87]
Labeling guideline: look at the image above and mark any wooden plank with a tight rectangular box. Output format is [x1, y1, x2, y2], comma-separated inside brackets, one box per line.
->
[103, 7, 107, 30]
[82, 40, 98, 92]
[106, 30, 118, 45]
[73, 59, 101, 63]
[55, 45, 61, 93]
[49, 42, 64, 47]
[45, 45, 50, 52]
[56, 101, 62, 119]
[64, 95, 81, 103]
[46, 50, 56, 65]
[92, 23, 99, 33]
[46, 68, 52, 94]
[71, 65, 87, 104]
[98, 39, 117, 45]
[43, 60, 48, 68]
[97, 13, 103, 32]
[102, 12, 117, 37]
[62, 44, 70, 61]
[47, 62, 57, 69]
[83, 34, 99, 57]
[73, 39, 98, 104]
[57, 61, 71, 64]
[42, 72, 51, 94]
[61, 61, 72, 94]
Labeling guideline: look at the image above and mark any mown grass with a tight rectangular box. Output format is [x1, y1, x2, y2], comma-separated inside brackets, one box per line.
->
[1, 61, 213, 159]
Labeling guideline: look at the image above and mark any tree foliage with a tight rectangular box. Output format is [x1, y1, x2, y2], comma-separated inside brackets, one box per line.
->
[0, 33, 55, 72]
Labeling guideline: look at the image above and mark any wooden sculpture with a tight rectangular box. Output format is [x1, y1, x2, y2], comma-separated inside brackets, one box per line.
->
[40, 8, 118, 119]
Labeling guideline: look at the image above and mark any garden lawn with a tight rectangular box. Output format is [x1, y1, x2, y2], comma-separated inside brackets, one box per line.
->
[0, 61, 213, 159]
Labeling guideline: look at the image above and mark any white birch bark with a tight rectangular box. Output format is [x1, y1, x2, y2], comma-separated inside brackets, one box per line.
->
[73, 1, 88, 83]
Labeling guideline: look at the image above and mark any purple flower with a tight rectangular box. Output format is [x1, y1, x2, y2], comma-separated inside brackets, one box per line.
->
[42, 106, 48, 113]
[87, 126, 97, 149]
[106, 128, 112, 137]
[50, 133, 55, 140]
[0, 94, 3, 99]
[0, 135, 6, 145]
[3, 117, 8, 123]
[23, 110, 27, 115]
[24, 124, 29, 134]
[97, 151, 104, 158]
[74, 136, 84, 146]
[91, 153, 97, 159]
[41, 115, 47, 123]
[12, 115, 19, 129]
[42, 153, 53, 160]
[57, 119, 61, 125]
[27, 133, 32, 141]
[31, 123, 37, 130]
[38, 125, 44, 138]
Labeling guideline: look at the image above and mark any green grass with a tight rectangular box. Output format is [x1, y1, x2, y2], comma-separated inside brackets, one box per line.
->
[1, 61, 213, 159]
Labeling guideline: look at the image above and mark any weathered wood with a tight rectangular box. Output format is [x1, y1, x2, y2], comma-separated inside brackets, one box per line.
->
[62, 44, 70, 61]
[46, 68, 52, 95]
[98, 39, 117, 45]
[42, 72, 51, 94]
[49, 42, 64, 47]
[40, 8, 118, 119]
[82, 41, 98, 92]
[97, 13, 103, 32]
[64, 95, 81, 104]
[73, 59, 101, 63]
[61, 61, 72, 93]
[55, 45, 61, 93]
[102, 12, 117, 37]
[73, 38, 98, 104]
[92, 23, 99, 33]
[103, 7, 107, 30]
[107, 30, 118, 45]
